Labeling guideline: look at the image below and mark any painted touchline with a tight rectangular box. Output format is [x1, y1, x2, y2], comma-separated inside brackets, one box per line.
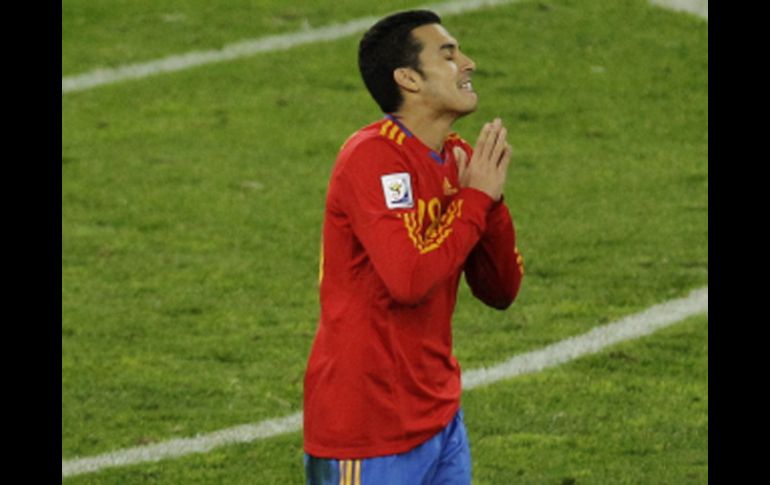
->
[62, 286, 708, 478]
[61, 0, 706, 94]
[650, 0, 708, 19]
[61, 0, 526, 94]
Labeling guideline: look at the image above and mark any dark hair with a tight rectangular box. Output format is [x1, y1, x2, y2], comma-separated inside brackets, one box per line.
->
[358, 10, 442, 113]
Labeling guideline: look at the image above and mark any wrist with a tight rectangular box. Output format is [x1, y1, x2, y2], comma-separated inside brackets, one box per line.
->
[459, 187, 496, 209]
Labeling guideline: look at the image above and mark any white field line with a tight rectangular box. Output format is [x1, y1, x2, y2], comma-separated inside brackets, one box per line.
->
[462, 286, 708, 389]
[62, 286, 708, 478]
[61, 0, 525, 94]
[62, 413, 304, 478]
[62, 0, 707, 94]
[650, 0, 708, 19]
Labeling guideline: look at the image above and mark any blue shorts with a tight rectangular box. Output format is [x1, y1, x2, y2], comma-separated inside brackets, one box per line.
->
[304, 408, 471, 485]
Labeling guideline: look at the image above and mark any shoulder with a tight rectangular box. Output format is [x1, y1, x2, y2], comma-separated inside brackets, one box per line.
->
[328, 121, 414, 209]
[336, 120, 410, 176]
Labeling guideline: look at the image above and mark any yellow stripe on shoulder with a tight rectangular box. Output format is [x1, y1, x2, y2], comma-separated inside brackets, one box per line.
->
[379, 120, 393, 137]
[378, 119, 407, 146]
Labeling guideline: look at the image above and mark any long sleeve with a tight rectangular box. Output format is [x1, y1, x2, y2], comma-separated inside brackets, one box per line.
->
[463, 198, 524, 309]
[306, 120, 506, 459]
[335, 138, 495, 306]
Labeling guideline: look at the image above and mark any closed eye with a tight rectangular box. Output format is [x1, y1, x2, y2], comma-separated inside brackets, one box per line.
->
[440, 42, 458, 60]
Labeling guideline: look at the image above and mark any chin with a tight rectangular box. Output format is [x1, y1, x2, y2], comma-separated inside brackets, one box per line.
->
[454, 102, 478, 119]
[460, 94, 479, 113]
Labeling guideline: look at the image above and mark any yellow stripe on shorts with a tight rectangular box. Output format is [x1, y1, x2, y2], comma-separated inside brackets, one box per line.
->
[336, 459, 361, 485]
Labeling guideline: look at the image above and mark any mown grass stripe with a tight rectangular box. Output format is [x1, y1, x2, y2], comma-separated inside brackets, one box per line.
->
[62, 286, 707, 478]
[61, 0, 526, 94]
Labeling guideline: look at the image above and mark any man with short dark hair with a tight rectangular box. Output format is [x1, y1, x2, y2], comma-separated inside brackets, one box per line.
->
[303, 9, 524, 484]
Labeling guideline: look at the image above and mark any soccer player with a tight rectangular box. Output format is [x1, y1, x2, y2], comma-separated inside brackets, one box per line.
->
[303, 9, 524, 484]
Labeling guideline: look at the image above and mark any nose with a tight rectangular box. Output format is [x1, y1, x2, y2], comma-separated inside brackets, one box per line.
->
[460, 51, 476, 73]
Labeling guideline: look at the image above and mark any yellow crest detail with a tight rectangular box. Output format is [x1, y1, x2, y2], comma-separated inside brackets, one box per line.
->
[402, 197, 464, 254]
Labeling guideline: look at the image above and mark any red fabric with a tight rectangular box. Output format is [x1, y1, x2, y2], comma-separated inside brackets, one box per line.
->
[303, 117, 523, 459]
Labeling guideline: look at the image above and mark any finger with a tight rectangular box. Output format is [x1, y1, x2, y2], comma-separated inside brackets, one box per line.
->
[490, 127, 508, 166]
[484, 118, 505, 163]
[479, 119, 503, 163]
[474, 122, 493, 162]
[497, 143, 513, 173]
[488, 118, 508, 162]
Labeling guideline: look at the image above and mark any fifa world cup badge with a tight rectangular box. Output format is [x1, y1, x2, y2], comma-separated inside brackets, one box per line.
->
[380, 173, 414, 209]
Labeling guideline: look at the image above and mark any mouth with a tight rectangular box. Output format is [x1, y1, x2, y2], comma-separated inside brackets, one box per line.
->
[459, 79, 474, 92]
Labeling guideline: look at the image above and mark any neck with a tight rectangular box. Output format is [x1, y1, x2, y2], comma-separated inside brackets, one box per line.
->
[389, 110, 455, 153]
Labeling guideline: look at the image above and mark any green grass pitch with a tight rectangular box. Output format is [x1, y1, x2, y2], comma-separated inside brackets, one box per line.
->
[62, 0, 707, 482]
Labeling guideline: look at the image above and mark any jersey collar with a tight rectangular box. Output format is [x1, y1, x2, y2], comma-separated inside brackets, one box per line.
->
[384, 114, 446, 165]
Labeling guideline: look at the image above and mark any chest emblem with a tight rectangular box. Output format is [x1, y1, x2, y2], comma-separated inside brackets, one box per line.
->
[443, 177, 459, 196]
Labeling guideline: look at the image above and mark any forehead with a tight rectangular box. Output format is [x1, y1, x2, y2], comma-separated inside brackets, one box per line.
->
[410, 23, 458, 51]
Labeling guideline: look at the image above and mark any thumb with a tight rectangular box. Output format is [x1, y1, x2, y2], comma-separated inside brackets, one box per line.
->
[453, 146, 468, 171]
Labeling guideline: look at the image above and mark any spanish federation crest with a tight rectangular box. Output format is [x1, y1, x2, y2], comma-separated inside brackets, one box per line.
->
[380, 172, 413, 209]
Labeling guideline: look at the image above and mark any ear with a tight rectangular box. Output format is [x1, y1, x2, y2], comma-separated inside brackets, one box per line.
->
[393, 67, 420, 93]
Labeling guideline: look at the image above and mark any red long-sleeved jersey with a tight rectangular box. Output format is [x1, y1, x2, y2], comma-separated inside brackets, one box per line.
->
[303, 115, 524, 459]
